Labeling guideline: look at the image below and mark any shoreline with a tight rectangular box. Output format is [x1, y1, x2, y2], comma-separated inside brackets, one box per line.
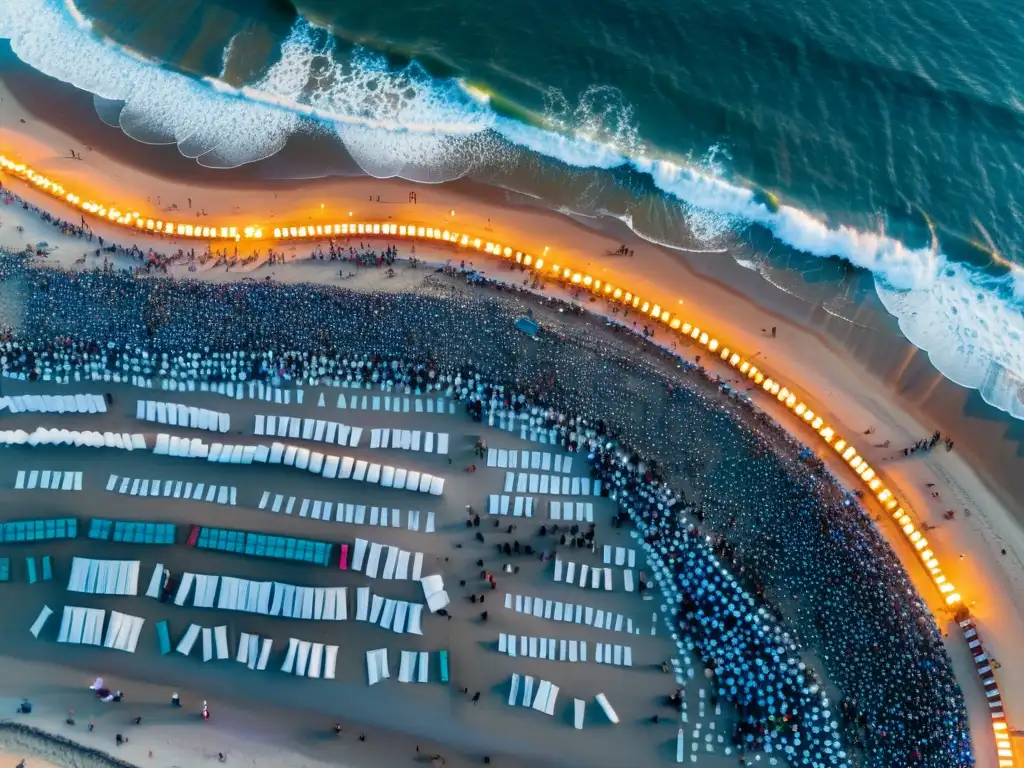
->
[0, 60, 1021, 764]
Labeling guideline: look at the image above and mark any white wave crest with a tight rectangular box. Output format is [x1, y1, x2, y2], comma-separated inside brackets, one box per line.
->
[306, 46, 498, 180]
[876, 264, 1024, 419]
[3, 0, 1024, 420]
[0, 0, 305, 168]
[541, 84, 643, 158]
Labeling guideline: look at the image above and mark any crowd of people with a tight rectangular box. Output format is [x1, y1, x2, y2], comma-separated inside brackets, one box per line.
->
[2, 185, 409, 276]
[0, 232, 974, 767]
[311, 240, 402, 268]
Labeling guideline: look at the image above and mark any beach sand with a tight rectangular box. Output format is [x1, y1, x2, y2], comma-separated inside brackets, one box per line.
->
[0, 745, 59, 768]
[0, 52, 1022, 764]
[0, 378, 703, 768]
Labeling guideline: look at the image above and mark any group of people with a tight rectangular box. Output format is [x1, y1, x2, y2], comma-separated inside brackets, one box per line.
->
[903, 430, 955, 455]
[0, 223, 974, 767]
[1, 185, 409, 276]
[312, 240, 402, 268]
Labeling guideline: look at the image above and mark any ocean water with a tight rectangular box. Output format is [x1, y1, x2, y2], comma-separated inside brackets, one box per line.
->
[1, 0, 1023, 419]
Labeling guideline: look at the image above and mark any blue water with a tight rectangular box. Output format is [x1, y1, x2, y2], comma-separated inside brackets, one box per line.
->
[1, 0, 1023, 418]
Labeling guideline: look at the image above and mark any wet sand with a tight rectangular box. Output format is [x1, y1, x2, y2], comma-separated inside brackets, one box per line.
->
[0, 741, 60, 768]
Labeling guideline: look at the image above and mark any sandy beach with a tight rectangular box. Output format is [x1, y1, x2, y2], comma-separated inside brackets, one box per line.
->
[0, 377, 694, 768]
[0, 49, 1021, 767]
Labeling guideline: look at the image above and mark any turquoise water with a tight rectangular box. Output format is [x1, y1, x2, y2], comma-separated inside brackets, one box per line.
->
[1, 0, 1023, 418]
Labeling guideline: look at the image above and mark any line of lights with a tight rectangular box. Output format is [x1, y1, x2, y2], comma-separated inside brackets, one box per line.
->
[0, 152, 968, 606]
[996, 722, 1014, 767]
[1, 152, 1015, 765]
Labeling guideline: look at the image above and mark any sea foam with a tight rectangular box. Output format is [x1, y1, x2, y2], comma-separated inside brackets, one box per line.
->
[1, 0, 304, 167]
[2, 0, 1023, 418]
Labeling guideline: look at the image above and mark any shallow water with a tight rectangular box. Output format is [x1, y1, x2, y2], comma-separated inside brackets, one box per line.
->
[1, 0, 1023, 419]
